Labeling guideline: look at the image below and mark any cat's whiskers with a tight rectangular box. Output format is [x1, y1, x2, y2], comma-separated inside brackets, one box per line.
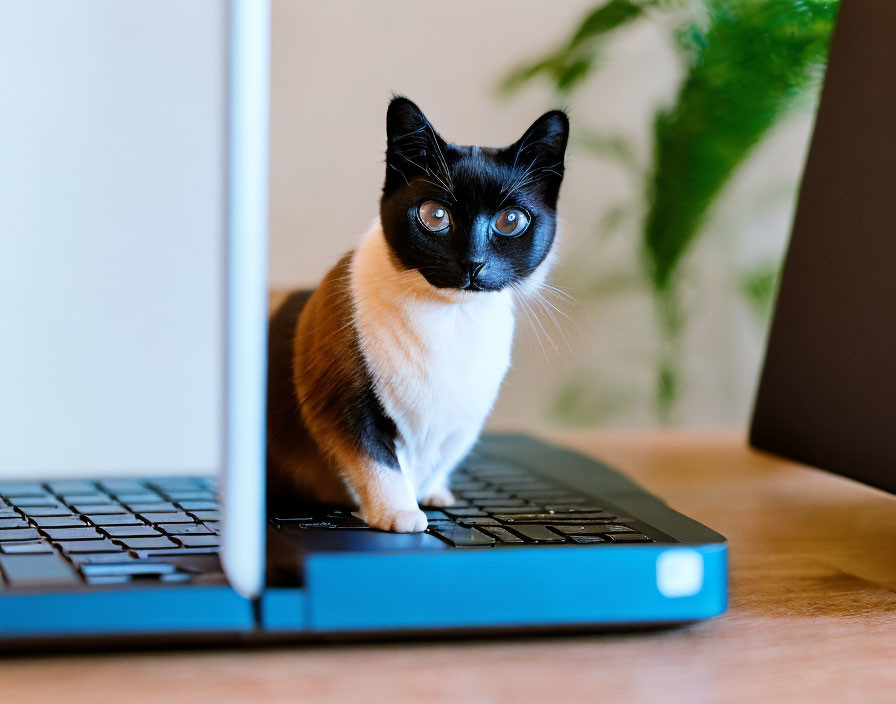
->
[528, 288, 576, 360]
[509, 282, 556, 371]
[539, 282, 579, 304]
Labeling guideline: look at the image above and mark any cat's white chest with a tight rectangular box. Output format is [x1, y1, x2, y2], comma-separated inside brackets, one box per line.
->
[407, 297, 511, 414]
[350, 224, 517, 494]
[362, 293, 514, 490]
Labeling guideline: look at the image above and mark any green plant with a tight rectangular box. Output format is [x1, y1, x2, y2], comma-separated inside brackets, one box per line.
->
[504, 0, 837, 422]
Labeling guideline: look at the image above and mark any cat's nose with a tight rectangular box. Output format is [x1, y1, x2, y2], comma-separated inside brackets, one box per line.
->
[464, 261, 486, 280]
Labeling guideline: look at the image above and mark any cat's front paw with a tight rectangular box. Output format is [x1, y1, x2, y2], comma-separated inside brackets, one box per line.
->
[361, 507, 428, 533]
[421, 487, 456, 508]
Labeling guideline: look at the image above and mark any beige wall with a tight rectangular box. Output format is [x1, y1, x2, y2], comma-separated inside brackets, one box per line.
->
[270, 1, 814, 429]
[270, 0, 600, 288]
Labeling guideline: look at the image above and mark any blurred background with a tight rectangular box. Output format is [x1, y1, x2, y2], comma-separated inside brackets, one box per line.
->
[2, 0, 838, 481]
[270, 0, 835, 431]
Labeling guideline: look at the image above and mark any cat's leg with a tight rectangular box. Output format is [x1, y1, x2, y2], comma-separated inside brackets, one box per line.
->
[333, 448, 427, 533]
[421, 484, 456, 508]
[419, 427, 481, 507]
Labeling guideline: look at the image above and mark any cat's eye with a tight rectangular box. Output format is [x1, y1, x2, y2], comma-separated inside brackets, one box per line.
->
[491, 208, 530, 237]
[417, 201, 451, 232]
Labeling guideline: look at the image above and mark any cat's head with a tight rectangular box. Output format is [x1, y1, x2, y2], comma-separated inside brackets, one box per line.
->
[379, 97, 568, 293]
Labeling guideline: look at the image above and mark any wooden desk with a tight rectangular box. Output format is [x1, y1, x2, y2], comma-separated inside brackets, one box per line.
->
[3, 430, 896, 704]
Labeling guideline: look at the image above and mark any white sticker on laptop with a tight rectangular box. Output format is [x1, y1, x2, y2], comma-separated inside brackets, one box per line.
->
[656, 549, 704, 598]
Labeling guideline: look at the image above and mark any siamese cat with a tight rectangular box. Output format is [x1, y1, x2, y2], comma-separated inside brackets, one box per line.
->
[267, 97, 568, 532]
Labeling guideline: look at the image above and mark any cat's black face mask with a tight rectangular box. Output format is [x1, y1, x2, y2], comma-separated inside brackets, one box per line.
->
[379, 97, 569, 293]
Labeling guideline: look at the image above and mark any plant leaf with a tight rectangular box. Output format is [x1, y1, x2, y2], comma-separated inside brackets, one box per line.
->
[643, 0, 838, 292]
[500, 0, 653, 95]
[740, 260, 781, 319]
[567, 0, 653, 51]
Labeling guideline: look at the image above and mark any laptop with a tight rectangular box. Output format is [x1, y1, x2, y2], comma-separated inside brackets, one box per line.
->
[0, 1, 727, 646]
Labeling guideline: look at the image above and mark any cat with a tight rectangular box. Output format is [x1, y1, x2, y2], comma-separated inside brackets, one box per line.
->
[267, 96, 568, 532]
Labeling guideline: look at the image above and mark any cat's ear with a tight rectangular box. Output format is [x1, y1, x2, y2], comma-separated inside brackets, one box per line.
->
[506, 110, 570, 169]
[502, 110, 569, 200]
[384, 97, 449, 192]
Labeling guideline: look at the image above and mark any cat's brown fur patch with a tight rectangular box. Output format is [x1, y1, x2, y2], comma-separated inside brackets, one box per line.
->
[267, 255, 366, 506]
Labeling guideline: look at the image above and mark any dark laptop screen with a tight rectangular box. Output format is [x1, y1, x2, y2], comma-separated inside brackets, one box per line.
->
[750, 0, 896, 494]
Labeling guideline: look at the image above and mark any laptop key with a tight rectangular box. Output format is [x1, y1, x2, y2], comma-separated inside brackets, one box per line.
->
[98, 479, 148, 494]
[125, 502, 179, 512]
[459, 490, 514, 500]
[176, 500, 217, 511]
[0, 528, 41, 541]
[0, 552, 79, 586]
[87, 513, 143, 526]
[135, 547, 219, 558]
[175, 535, 219, 548]
[544, 512, 616, 521]
[471, 499, 529, 508]
[543, 504, 612, 513]
[72, 503, 127, 514]
[32, 516, 88, 528]
[443, 508, 487, 518]
[115, 536, 178, 550]
[112, 492, 164, 503]
[21, 506, 75, 517]
[552, 524, 636, 536]
[157, 523, 212, 535]
[46, 480, 98, 494]
[140, 511, 194, 524]
[0, 518, 28, 529]
[480, 506, 545, 515]
[491, 513, 578, 523]
[100, 525, 162, 538]
[570, 535, 607, 544]
[0, 482, 47, 497]
[61, 493, 113, 505]
[605, 532, 651, 542]
[422, 510, 451, 521]
[163, 491, 216, 502]
[479, 526, 526, 543]
[10, 496, 61, 507]
[427, 524, 496, 547]
[506, 525, 566, 543]
[511, 489, 584, 499]
[1, 540, 54, 554]
[56, 539, 123, 554]
[457, 517, 501, 526]
[42, 527, 102, 541]
[188, 510, 219, 521]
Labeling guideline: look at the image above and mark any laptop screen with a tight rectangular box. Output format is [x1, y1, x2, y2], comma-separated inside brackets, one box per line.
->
[0, 1, 227, 479]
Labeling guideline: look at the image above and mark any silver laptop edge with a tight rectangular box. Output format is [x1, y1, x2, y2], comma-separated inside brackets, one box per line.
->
[221, 0, 271, 600]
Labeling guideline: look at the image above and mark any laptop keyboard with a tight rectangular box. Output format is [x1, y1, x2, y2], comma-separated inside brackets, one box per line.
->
[0, 461, 660, 588]
[0, 477, 221, 589]
[272, 460, 658, 548]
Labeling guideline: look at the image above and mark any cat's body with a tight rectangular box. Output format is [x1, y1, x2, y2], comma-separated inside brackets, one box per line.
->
[267, 97, 568, 532]
[268, 222, 517, 530]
